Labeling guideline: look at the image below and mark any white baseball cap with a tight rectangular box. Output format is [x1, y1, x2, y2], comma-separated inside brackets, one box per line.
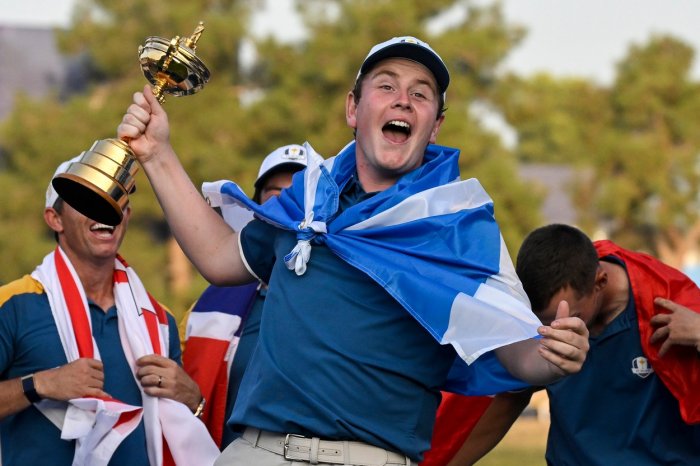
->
[254, 144, 310, 188]
[358, 36, 450, 95]
[45, 154, 82, 208]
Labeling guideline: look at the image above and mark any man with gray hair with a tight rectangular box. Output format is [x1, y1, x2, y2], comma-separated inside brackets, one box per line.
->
[0, 157, 218, 465]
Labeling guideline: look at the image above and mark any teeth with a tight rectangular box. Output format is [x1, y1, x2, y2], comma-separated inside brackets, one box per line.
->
[388, 120, 410, 129]
[90, 223, 114, 231]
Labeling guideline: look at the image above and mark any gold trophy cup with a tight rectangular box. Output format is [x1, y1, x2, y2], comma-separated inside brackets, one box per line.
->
[52, 22, 211, 226]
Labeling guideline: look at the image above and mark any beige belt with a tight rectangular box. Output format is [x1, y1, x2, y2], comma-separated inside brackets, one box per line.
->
[242, 428, 413, 465]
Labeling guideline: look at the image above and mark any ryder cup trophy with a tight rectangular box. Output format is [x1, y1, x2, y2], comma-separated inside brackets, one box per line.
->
[51, 22, 211, 226]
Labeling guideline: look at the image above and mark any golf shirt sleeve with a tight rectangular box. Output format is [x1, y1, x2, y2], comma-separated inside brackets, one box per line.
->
[239, 219, 279, 284]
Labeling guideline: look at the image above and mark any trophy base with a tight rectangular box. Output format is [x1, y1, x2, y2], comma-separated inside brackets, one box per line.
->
[52, 173, 126, 226]
[52, 138, 138, 226]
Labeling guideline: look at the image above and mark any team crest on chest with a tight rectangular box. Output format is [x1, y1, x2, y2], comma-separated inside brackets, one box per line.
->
[631, 356, 654, 378]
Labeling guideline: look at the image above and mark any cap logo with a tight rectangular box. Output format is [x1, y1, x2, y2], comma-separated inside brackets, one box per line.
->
[283, 147, 306, 161]
[401, 37, 420, 45]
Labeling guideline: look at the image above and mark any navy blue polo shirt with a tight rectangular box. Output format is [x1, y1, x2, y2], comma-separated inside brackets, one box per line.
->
[231, 175, 456, 461]
[545, 258, 700, 465]
[0, 276, 182, 466]
[221, 290, 265, 448]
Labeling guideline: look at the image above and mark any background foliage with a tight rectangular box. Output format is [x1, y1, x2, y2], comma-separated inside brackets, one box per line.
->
[1, 0, 699, 320]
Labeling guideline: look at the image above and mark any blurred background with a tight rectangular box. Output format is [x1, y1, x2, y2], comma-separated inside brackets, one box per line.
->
[2, 1, 700, 462]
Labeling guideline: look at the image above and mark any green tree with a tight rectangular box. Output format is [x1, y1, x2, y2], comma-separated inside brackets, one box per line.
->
[493, 74, 611, 164]
[0, 0, 256, 313]
[0, 0, 544, 310]
[596, 36, 700, 266]
[494, 35, 700, 267]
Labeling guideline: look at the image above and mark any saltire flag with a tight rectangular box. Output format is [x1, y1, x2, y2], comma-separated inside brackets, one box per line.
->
[203, 141, 542, 395]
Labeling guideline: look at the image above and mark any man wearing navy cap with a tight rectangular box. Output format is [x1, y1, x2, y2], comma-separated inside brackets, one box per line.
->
[119, 36, 589, 465]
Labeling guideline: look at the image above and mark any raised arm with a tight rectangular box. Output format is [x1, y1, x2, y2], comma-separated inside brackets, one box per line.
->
[495, 300, 589, 386]
[117, 86, 252, 285]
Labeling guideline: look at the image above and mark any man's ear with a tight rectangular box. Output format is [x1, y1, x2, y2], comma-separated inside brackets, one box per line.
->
[346, 91, 358, 129]
[429, 114, 445, 144]
[121, 206, 132, 225]
[44, 207, 63, 235]
[593, 266, 608, 292]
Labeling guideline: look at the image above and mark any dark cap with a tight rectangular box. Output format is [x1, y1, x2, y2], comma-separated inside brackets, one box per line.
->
[358, 36, 450, 96]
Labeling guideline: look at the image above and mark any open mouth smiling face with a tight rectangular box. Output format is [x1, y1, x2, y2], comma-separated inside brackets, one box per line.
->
[382, 119, 411, 144]
[89, 222, 116, 239]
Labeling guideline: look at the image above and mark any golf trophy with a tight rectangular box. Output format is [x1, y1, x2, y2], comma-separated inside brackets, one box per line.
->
[51, 22, 211, 226]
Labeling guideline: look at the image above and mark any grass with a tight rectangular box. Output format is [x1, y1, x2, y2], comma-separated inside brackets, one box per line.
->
[475, 416, 549, 466]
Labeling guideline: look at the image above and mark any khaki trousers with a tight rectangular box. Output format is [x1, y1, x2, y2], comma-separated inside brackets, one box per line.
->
[214, 429, 416, 466]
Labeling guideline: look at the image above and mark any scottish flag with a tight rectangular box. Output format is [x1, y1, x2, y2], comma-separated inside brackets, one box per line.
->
[202, 141, 542, 395]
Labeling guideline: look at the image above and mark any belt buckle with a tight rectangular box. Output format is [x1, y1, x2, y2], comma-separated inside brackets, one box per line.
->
[283, 433, 306, 460]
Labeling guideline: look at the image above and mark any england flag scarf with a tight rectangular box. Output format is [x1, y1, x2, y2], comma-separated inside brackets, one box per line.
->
[203, 141, 542, 395]
[31, 247, 219, 466]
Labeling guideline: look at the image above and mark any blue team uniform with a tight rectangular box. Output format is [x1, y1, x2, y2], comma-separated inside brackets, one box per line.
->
[231, 175, 456, 461]
[0, 276, 181, 466]
[545, 258, 700, 466]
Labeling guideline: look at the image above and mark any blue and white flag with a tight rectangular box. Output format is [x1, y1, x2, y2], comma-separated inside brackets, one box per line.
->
[202, 141, 541, 395]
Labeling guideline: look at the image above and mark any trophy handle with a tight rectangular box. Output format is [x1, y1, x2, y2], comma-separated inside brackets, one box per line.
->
[184, 22, 205, 50]
[150, 36, 180, 103]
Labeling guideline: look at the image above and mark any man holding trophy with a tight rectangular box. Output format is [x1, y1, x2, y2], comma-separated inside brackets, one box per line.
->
[117, 35, 590, 465]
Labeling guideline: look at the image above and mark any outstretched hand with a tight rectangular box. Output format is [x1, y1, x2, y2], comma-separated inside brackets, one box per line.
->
[116, 85, 171, 165]
[650, 297, 700, 356]
[136, 354, 202, 412]
[537, 300, 590, 376]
